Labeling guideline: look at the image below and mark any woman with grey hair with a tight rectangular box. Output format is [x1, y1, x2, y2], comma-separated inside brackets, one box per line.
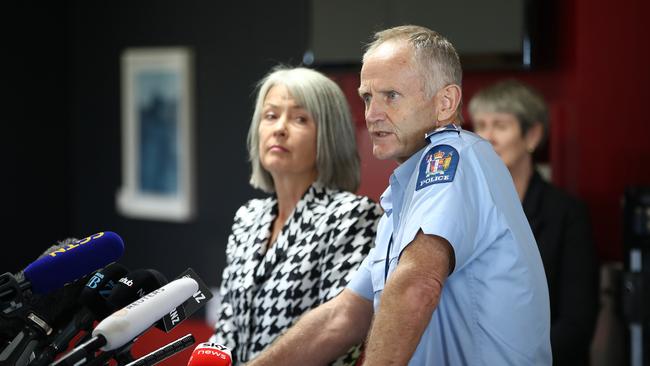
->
[210, 66, 382, 365]
[469, 79, 599, 366]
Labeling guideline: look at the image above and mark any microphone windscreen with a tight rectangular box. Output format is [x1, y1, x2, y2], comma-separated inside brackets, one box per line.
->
[79, 262, 130, 319]
[187, 342, 232, 366]
[93, 277, 198, 351]
[106, 269, 168, 310]
[23, 232, 125, 294]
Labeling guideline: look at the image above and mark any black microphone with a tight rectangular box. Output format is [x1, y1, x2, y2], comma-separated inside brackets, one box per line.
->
[0, 271, 87, 366]
[125, 334, 195, 366]
[0, 238, 79, 344]
[0, 239, 84, 366]
[29, 262, 129, 366]
[105, 269, 168, 310]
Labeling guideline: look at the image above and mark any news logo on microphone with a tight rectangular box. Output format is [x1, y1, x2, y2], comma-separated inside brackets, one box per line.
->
[188, 342, 232, 366]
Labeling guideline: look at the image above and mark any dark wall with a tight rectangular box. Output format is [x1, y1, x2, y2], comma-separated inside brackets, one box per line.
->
[2, 4, 72, 274]
[3, 2, 309, 286]
[68, 1, 309, 286]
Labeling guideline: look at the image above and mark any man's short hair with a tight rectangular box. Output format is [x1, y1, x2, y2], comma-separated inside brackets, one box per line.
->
[363, 25, 463, 98]
[468, 79, 548, 136]
[247, 66, 360, 193]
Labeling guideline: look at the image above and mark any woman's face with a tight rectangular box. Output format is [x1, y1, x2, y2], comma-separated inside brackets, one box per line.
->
[258, 84, 318, 180]
[472, 111, 530, 170]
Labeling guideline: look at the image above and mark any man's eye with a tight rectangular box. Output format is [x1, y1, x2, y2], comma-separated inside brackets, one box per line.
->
[387, 91, 398, 100]
[361, 94, 371, 104]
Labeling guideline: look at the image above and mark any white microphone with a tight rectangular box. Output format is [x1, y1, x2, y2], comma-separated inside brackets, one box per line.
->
[52, 277, 199, 366]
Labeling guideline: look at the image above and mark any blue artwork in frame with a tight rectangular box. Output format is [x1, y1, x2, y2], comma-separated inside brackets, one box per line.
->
[117, 48, 195, 222]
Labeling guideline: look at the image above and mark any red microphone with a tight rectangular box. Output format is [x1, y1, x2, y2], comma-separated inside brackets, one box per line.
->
[187, 342, 232, 366]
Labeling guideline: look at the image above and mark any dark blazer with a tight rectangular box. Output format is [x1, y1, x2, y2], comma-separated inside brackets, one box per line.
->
[523, 170, 600, 366]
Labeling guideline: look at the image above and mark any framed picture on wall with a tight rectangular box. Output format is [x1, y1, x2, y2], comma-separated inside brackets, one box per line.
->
[116, 47, 195, 222]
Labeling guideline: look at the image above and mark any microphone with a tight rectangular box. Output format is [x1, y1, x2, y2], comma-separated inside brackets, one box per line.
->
[29, 262, 130, 366]
[124, 334, 195, 366]
[187, 342, 232, 366]
[0, 232, 125, 302]
[0, 238, 79, 347]
[106, 269, 168, 310]
[0, 272, 87, 366]
[52, 277, 199, 366]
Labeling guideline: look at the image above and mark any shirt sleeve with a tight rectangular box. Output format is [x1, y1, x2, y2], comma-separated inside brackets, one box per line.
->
[397, 145, 481, 272]
[346, 251, 375, 301]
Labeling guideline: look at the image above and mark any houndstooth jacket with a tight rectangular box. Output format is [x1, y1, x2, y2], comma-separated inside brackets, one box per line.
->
[211, 182, 382, 365]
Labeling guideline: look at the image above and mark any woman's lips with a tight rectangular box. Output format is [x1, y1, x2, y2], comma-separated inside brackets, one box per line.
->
[269, 145, 289, 152]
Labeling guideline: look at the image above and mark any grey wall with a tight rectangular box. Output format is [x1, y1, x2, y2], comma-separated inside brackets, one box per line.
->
[3, 1, 309, 289]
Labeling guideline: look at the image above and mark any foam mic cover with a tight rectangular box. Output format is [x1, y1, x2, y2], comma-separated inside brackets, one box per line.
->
[23, 232, 125, 295]
[187, 342, 232, 366]
[79, 262, 130, 319]
[106, 269, 168, 310]
[94, 277, 199, 351]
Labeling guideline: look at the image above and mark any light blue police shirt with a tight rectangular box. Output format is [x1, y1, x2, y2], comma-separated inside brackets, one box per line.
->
[348, 125, 551, 365]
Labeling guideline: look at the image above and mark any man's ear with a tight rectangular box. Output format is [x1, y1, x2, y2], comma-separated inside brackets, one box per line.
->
[435, 84, 462, 123]
[525, 122, 544, 153]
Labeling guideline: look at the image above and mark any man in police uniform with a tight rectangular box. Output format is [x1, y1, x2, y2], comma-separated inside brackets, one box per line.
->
[247, 25, 551, 366]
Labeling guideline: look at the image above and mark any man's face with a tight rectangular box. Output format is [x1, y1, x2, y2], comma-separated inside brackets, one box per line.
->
[359, 41, 438, 163]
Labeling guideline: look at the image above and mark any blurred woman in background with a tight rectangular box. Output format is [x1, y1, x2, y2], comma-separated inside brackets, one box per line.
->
[211, 66, 381, 365]
[469, 79, 599, 366]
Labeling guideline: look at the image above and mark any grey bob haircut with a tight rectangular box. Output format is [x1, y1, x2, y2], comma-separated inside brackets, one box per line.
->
[247, 66, 360, 193]
[468, 79, 548, 137]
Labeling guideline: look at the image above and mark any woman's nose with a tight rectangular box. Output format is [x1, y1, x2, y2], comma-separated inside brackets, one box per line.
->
[272, 115, 288, 137]
[478, 128, 494, 144]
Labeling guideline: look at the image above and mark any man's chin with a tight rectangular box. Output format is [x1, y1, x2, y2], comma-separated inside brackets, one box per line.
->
[372, 147, 396, 161]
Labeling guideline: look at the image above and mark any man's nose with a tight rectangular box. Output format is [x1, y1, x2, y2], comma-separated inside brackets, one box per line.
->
[365, 98, 386, 124]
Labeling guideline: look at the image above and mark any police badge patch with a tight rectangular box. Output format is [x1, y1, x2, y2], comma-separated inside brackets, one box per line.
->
[416, 144, 459, 191]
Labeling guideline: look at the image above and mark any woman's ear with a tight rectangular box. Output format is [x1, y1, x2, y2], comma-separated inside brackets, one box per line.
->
[436, 84, 462, 123]
[525, 122, 544, 153]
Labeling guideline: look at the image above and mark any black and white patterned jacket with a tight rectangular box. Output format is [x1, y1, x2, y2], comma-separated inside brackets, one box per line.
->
[211, 182, 382, 365]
